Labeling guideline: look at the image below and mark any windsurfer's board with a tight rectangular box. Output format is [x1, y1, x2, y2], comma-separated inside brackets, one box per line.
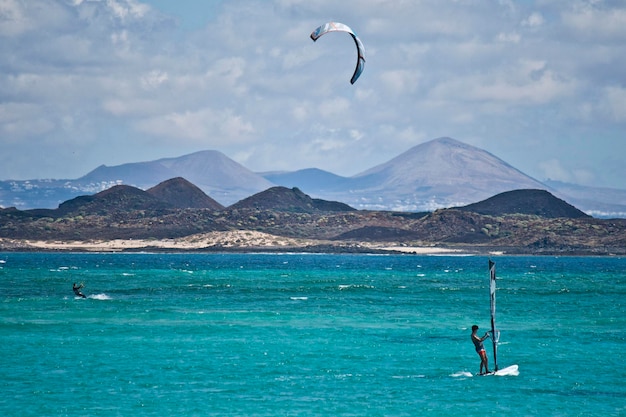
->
[478, 364, 519, 376]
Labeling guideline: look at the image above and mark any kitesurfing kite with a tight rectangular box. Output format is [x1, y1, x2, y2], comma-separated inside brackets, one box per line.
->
[310, 22, 365, 84]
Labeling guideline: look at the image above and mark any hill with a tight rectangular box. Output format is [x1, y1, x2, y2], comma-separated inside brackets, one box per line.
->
[228, 186, 355, 212]
[1, 181, 625, 255]
[78, 150, 274, 206]
[457, 189, 591, 218]
[147, 177, 224, 210]
[545, 180, 626, 218]
[55, 185, 173, 216]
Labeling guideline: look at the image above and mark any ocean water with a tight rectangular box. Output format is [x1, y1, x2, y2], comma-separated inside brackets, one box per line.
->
[1, 252, 625, 416]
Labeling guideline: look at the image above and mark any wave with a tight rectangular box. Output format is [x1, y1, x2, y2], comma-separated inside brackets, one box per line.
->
[450, 371, 473, 378]
[338, 284, 375, 290]
[88, 293, 111, 300]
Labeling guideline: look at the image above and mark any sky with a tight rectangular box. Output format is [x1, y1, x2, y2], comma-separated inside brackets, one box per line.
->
[1, 0, 625, 189]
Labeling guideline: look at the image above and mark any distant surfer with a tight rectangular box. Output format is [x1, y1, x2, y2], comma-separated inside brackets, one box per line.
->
[471, 325, 491, 375]
[72, 282, 86, 298]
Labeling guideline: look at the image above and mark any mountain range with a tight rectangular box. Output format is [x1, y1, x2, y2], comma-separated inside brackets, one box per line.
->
[2, 178, 623, 255]
[2, 137, 625, 218]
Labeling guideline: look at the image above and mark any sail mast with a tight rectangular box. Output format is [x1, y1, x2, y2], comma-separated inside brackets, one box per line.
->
[489, 260, 499, 371]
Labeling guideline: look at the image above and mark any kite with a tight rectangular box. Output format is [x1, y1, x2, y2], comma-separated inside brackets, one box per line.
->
[310, 22, 365, 84]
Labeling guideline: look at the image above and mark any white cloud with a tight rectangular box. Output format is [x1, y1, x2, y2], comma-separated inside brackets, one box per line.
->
[0, 0, 31, 36]
[0, 0, 625, 189]
[430, 59, 576, 107]
[538, 157, 596, 185]
[140, 69, 169, 90]
[603, 86, 626, 122]
[0, 103, 55, 138]
[562, 2, 626, 40]
[522, 12, 544, 28]
[538, 158, 572, 183]
[106, 0, 150, 21]
[380, 70, 421, 95]
[135, 108, 254, 144]
[496, 32, 521, 43]
[318, 97, 351, 120]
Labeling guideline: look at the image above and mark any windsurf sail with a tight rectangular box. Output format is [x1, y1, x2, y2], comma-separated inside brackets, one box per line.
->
[489, 260, 500, 371]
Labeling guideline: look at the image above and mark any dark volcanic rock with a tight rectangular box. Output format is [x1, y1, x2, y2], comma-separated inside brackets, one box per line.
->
[147, 177, 225, 210]
[229, 186, 355, 213]
[56, 185, 173, 216]
[333, 226, 420, 241]
[457, 189, 591, 218]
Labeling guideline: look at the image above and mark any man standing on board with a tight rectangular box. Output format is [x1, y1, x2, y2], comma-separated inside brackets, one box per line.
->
[471, 325, 491, 374]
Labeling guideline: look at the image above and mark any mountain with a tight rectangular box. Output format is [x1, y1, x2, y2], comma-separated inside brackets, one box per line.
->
[54, 185, 173, 217]
[457, 189, 591, 218]
[352, 137, 545, 190]
[79, 150, 274, 206]
[2, 137, 625, 217]
[25, 178, 225, 218]
[261, 168, 353, 192]
[147, 177, 224, 210]
[545, 180, 626, 218]
[3, 181, 625, 255]
[0, 151, 272, 210]
[79, 161, 176, 185]
[263, 137, 552, 212]
[228, 186, 355, 213]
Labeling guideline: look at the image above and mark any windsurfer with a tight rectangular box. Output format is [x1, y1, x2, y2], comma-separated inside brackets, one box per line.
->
[471, 325, 491, 374]
[73, 282, 86, 298]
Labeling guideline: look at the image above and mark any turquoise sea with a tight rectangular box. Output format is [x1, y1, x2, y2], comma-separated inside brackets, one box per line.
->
[1, 252, 625, 416]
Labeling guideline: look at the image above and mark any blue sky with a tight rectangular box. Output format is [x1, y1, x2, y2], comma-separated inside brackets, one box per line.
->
[1, 0, 625, 189]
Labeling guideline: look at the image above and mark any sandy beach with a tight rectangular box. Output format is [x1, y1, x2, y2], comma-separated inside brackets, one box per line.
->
[1, 231, 464, 254]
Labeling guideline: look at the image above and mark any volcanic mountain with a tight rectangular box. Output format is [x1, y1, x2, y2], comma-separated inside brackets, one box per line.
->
[26, 178, 224, 218]
[264, 137, 551, 211]
[457, 189, 591, 218]
[228, 186, 355, 213]
[2, 137, 625, 217]
[78, 150, 274, 206]
[147, 177, 224, 210]
[55, 185, 172, 216]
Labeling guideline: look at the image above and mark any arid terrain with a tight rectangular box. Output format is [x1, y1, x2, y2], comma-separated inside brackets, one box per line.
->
[1, 180, 624, 255]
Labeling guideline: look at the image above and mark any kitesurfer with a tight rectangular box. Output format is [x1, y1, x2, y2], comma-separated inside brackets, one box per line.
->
[471, 325, 491, 374]
[73, 282, 86, 298]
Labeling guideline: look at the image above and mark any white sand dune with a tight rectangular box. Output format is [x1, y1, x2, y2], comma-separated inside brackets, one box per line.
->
[0, 231, 464, 254]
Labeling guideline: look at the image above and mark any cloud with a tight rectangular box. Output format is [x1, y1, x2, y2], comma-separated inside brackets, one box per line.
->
[140, 69, 169, 90]
[105, 0, 150, 21]
[602, 86, 626, 122]
[0, 103, 55, 138]
[430, 60, 576, 106]
[0, 0, 625, 190]
[522, 12, 544, 28]
[538, 157, 596, 185]
[135, 107, 255, 144]
[561, 2, 626, 41]
[380, 70, 421, 95]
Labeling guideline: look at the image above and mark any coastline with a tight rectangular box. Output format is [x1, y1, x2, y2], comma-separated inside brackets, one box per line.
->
[1, 231, 621, 256]
[0, 231, 465, 255]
